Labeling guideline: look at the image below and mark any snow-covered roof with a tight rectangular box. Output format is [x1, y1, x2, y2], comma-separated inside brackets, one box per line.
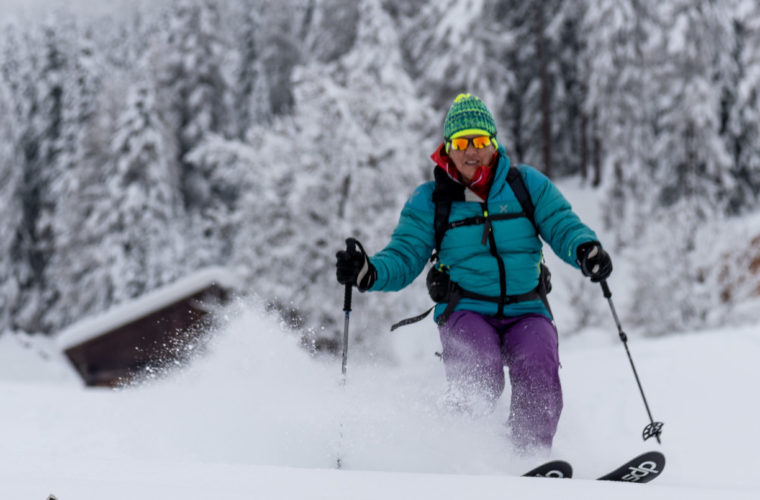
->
[56, 267, 244, 350]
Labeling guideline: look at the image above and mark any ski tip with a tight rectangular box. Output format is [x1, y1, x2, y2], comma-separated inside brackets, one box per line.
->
[598, 450, 666, 483]
[636, 450, 666, 466]
[522, 459, 573, 479]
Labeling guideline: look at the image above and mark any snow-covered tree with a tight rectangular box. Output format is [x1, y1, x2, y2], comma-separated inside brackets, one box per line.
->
[622, 1, 737, 332]
[489, 0, 541, 167]
[650, 0, 734, 214]
[724, 0, 760, 213]
[304, 0, 360, 63]
[101, 76, 183, 305]
[255, 0, 310, 115]
[381, 0, 429, 20]
[550, 2, 589, 178]
[155, 0, 235, 210]
[183, 134, 256, 268]
[231, 1, 271, 138]
[95, 4, 163, 73]
[629, 199, 721, 335]
[231, 126, 291, 297]
[236, 0, 435, 347]
[404, 0, 514, 114]
[41, 21, 116, 327]
[7, 16, 78, 332]
[404, 0, 570, 176]
[2, 0, 760, 342]
[0, 79, 23, 332]
[583, 0, 661, 245]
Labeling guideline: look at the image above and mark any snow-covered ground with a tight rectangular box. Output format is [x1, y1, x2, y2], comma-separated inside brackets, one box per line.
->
[2, 297, 759, 499]
[2, 179, 759, 499]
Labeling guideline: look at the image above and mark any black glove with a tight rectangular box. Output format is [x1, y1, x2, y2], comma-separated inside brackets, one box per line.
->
[336, 238, 376, 291]
[576, 241, 612, 282]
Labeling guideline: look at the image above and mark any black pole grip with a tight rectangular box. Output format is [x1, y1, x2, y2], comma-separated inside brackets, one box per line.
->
[601, 279, 612, 298]
[343, 239, 355, 312]
[343, 283, 352, 312]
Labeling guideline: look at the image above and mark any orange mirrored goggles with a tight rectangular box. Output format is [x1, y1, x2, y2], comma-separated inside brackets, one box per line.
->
[448, 135, 493, 151]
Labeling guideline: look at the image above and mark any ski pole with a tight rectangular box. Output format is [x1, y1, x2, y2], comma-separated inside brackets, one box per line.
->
[341, 282, 352, 380]
[336, 281, 352, 469]
[600, 280, 664, 444]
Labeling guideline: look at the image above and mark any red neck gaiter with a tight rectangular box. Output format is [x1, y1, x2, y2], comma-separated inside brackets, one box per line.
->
[430, 142, 497, 200]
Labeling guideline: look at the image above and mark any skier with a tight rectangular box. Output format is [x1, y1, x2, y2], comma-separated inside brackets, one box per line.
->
[335, 93, 612, 455]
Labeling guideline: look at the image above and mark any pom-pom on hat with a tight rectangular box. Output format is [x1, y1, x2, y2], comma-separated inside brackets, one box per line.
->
[443, 93, 497, 140]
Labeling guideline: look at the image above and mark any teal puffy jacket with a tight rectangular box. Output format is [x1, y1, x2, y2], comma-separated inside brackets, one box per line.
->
[368, 146, 598, 322]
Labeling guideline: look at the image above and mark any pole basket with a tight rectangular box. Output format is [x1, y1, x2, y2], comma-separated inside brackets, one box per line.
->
[643, 421, 664, 442]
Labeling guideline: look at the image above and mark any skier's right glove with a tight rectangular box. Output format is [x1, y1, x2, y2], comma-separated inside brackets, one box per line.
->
[336, 238, 376, 291]
[576, 241, 613, 282]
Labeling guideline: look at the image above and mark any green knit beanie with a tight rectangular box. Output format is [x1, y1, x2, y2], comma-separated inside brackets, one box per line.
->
[443, 93, 497, 140]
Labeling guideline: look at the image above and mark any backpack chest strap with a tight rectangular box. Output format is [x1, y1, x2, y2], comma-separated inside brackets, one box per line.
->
[446, 211, 528, 246]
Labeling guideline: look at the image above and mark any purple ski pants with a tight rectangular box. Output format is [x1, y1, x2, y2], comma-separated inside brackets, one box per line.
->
[438, 310, 563, 451]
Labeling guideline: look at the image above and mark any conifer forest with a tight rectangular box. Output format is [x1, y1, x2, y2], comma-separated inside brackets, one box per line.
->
[2, 0, 760, 349]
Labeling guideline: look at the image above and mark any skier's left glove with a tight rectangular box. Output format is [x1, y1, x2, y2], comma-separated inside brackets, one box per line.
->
[576, 241, 612, 282]
[336, 238, 376, 291]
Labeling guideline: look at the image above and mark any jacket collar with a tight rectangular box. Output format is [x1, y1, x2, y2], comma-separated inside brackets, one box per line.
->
[430, 142, 508, 201]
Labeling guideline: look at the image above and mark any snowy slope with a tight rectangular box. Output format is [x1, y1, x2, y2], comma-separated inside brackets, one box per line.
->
[3, 458, 757, 500]
[2, 301, 759, 499]
[3, 178, 759, 499]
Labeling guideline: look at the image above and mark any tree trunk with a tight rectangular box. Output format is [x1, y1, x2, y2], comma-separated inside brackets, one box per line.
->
[536, 5, 553, 178]
[592, 110, 602, 187]
[579, 109, 588, 181]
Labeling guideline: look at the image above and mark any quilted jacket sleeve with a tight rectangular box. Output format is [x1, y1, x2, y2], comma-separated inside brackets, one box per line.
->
[368, 183, 436, 292]
[522, 166, 599, 266]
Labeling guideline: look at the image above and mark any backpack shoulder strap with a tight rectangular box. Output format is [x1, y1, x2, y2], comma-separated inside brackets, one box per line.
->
[432, 167, 464, 258]
[432, 165, 538, 255]
[433, 198, 452, 257]
[506, 165, 553, 317]
[506, 165, 537, 232]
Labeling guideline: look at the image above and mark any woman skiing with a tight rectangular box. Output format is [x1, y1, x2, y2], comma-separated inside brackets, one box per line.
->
[336, 93, 612, 454]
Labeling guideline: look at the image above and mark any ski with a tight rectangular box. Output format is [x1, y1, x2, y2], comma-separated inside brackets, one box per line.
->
[522, 460, 573, 478]
[522, 451, 665, 483]
[597, 450, 665, 483]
